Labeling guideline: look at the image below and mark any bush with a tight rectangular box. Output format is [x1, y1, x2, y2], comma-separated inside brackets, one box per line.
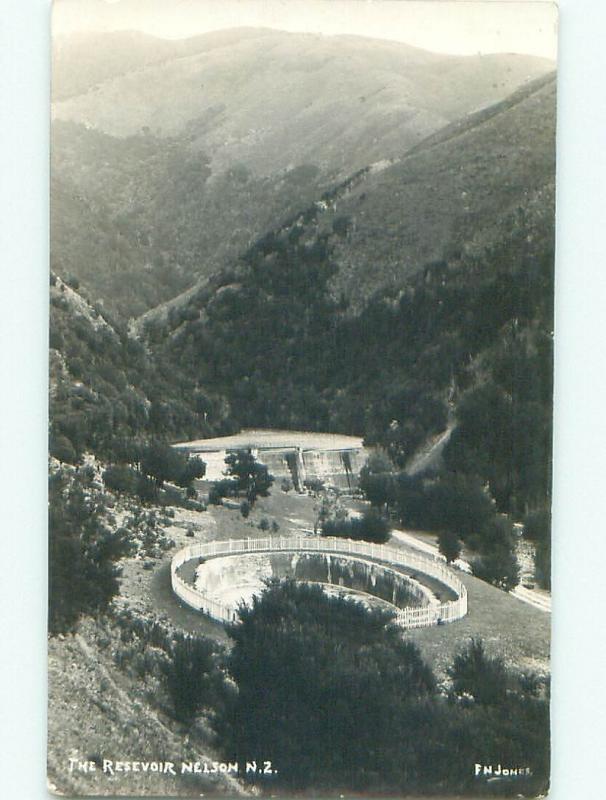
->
[524, 508, 551, 543]
[471, 520, 520, 592]
[322, 509, 390, 544]
[208, 485, 223, 505]
[216, 582, 435, 791]
[534, 537, 551, 590]
[164, 635, 221, 724]
[102, 464, 139, 495]
[304, 478, 325, 495]
[240, 500, 251, 519]
[48, 467, 133, 634]
[438, 529, 461, 564]
[211, 477, 239, 500]
[49, 433, 79, 465]
[136, 473, 159, 504]
[449, 638, 507, 706]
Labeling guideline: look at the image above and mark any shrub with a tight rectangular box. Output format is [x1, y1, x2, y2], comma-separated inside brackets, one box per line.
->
[304, 478, 325, 495]
[163, 635, 221, 724]
[438, 529, 461, 564]
[322, 509, 390, 544]
[102, 464, 139, 495]
[216, 582, 435, 791]
[49, 433, 79, 465]
[449, 638, 507, 706]
[208, 485, 223, 505]
[471, 519, 520, 592]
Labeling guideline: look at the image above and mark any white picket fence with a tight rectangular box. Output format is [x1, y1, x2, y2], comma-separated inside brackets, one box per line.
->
[171, 534, 468, 629]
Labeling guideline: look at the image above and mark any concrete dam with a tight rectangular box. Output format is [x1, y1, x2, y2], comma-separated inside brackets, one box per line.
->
[173, 429, 369, 491]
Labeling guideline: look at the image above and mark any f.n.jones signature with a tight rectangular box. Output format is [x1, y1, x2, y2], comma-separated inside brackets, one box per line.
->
[475, 763, 532, 778]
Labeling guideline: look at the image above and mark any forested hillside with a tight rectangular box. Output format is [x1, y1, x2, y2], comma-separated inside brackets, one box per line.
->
[139, 74, 555, 519]
[49, 273, 231, 464]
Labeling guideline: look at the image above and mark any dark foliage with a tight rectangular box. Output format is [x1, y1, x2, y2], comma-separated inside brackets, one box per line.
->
[223, 450, 274, 505]
[212, 583, 549, 795]
[48, 467, 133, 634]
[216, 581, 435, 791]
[322, 508, 391, 544]
[49, 273, 230, 467]
[471, 518, 520, 592]
[450, 638, 508, 706]
[438, 529, 462, 564]
[524, 508, 551, 543]
[140, 441, 187, 487]
[152, 213, 553, 517]
[163, 635, 221, 724]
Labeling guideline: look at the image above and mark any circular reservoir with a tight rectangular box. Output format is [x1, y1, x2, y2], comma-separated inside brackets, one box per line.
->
[171, 536, 468, 628]
[194, 551, 432, 613]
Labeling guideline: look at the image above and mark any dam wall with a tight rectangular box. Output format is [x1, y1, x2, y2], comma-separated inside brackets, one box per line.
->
[174, 430, 369, 491]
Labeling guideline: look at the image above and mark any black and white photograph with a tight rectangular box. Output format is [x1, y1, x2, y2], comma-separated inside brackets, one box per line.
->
[45, 0, 557, 796]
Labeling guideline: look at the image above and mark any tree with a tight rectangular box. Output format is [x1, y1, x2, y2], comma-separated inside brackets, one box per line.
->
[472, 544, 519, 591]
[359, 470, 396, 512]
[102, 464, 139, 495]
[164, 635, 220, 723]
[216, 581, 435, 791]
[140, 441, 187, 487]
[313, 488, 347, 534]
[223, 450, 273, 505]
[449, 638, 507, 706]
[49, 432, 79, 465]
[176, 455, 207, 487]
[438, 529, 461, 564]
[48, 467, 133, 634]
[534, 537, 551, 590]
[523, 508, 550, 543]
[322, 508, 391, 544]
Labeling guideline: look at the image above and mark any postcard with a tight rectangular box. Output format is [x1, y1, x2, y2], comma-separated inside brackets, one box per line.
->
[48, 1, 556, 796]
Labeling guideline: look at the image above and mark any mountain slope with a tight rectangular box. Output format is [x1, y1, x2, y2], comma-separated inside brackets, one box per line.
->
[53, 28, 553, 175]
[49, 273, 232, 462]
[51, 28, 554, 317]
[138, 74, 555, 514]
[143, 71, 555, 324]
[299, 71, 556, 307]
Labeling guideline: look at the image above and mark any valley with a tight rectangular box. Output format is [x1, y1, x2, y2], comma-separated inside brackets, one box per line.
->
[48, 16, 555, 798]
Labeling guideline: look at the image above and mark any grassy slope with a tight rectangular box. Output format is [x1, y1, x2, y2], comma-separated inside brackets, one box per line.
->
[114, 491, 550, 680]
[139, 70, 555, 334]
[53, 29, 552, 174]
[316, 73, 556, 307]
[47, 618, 245, 797]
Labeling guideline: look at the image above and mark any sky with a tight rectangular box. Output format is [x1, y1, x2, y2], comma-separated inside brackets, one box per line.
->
[53, 0, 558, 60]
